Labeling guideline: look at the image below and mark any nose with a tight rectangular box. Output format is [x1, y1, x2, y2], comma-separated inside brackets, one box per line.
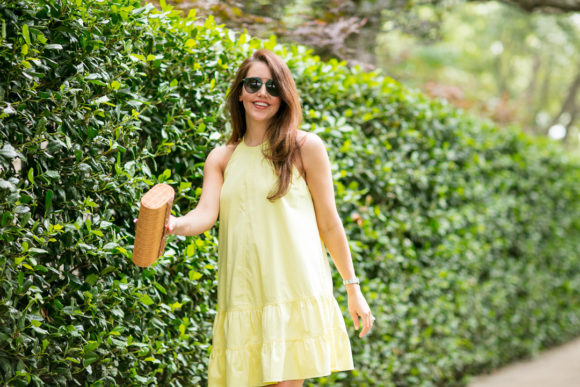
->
[256, 83, 268, 96]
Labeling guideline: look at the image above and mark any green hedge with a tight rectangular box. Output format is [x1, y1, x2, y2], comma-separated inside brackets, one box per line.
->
[1, 0, 579, 385]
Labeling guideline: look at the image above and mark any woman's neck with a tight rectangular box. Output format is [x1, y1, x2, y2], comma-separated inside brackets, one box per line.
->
[244, 121, 268, 146]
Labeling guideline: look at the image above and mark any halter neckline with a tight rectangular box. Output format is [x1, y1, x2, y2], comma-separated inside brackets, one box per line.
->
[241, 136, 266, 149]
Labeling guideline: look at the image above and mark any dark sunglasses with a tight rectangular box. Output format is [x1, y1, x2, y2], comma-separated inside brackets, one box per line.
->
[242, 77, 280, 97]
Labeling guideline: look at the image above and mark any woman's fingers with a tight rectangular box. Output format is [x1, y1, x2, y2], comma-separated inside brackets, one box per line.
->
[359, 314, 369, 338]
[348, 295, 375, 338]
[165, 215, 176, 233]
[358, 312, 375, 338]
[350, 310, 360, 330]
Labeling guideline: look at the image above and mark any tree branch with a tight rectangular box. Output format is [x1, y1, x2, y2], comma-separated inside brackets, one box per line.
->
[478, 0, 580, 13]
[546, 67, 580, 135]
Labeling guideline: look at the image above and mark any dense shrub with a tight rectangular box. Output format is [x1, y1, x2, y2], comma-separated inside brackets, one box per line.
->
[1, 0, 579, 386]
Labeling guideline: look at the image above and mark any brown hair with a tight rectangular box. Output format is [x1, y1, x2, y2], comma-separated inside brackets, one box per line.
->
[226, 49, 303, 201]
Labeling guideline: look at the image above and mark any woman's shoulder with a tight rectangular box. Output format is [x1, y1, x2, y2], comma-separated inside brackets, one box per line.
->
[297, 130, 327, 156]
[296, 131, 329, 177]
[206, 143, 238, 172]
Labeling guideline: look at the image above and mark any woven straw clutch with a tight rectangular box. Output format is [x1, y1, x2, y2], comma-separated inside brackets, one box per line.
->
[133, 183, 175, 267]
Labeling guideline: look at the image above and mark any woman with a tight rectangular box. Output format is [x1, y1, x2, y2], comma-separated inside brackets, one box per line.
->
[167, 49, 374, 387]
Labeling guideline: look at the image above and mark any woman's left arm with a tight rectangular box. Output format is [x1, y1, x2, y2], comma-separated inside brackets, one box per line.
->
[301, 132, 375, 338]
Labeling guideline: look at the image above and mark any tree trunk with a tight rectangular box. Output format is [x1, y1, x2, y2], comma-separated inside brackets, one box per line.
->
[526, 54, 542, 103]
[496, 0, 580, 12]
[546, 66, 580, 138]
[538, 56, 553, 111]
[562, 105, 578, 142]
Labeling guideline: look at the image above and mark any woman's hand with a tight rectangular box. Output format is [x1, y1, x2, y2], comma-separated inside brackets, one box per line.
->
[165, 214, 177, 234]
[347, 286, 375, 338]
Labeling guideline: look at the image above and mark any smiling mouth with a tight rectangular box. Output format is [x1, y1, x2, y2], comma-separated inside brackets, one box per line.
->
[253, 102, 270, 107]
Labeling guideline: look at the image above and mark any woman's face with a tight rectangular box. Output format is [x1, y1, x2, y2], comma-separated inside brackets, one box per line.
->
[239, 61, 281, 126]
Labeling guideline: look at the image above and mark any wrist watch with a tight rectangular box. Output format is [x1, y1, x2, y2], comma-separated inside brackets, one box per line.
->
[343, 277, 360, 286]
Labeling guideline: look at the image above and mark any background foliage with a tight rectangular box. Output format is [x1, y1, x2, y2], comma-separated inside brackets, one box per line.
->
[377, 3, 580, 147]
[1, 0, 580, 386]
[163, 0, 580, 150]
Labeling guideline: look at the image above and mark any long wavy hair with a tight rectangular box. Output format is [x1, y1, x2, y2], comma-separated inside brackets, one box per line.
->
[226, 49, 303, 201]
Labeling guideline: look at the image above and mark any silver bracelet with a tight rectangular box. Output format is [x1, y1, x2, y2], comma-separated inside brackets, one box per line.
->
[343, 277, 360, 286]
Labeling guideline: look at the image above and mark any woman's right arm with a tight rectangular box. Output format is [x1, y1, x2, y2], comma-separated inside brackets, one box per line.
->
[167, 146, 229, 236]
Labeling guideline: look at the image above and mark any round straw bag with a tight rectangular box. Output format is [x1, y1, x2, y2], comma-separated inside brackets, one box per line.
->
[133, 183, 175, 267]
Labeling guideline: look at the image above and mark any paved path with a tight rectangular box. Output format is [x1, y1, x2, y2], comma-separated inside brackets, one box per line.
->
[468, 336, 580, 387]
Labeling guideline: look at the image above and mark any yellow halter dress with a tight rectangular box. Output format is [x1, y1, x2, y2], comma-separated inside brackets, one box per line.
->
[208, 139, 354, 386]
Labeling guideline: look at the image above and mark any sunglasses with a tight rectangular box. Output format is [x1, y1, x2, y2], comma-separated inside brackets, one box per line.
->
[242, 77, 280, 97]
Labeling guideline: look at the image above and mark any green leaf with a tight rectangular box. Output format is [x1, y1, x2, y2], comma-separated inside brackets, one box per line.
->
[82, 352, 99, 366]
[87, 79, 106, 86]
[103, 242, 117, 250]
[101, 266, 116, 275]
[14, 206, 30, 214]
[0, 148, 17, 158]
[45, 170, 59, 179]
[84, 341, 99, 352]
[27, 167, 34, 185]
[22, 24, 31, 45]
[45, 190, 53, 213]
[111, 308, 124, 319]
[36, 32, 47, 44]
[85, 274, 99, 286]
[153, 282, 167, 295]
[139, 294, 154, 306]
[196, 122, 206, 133]
[31, 325, 48, 334]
